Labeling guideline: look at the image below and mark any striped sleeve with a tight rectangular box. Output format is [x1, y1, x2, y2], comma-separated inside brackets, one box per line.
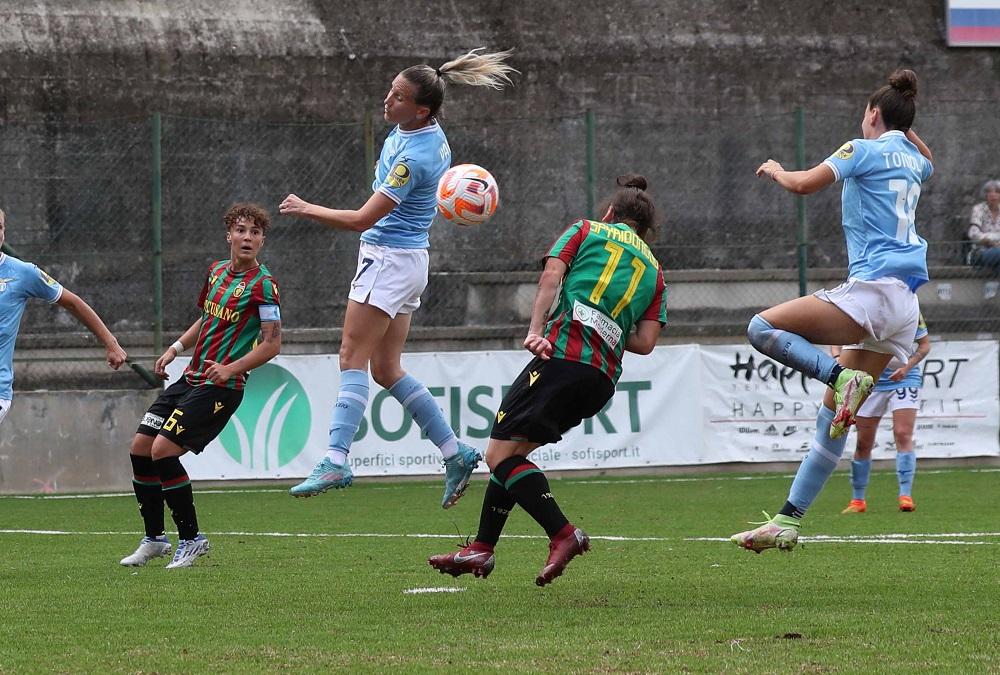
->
[546, 220, 588, 267]
[641, 267, 668, 324]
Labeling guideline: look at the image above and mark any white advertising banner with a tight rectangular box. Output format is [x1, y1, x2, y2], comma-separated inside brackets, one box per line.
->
[699, 340, 1000, 462]
[169, 345, 704, 480]
[168, 340, 999, 480]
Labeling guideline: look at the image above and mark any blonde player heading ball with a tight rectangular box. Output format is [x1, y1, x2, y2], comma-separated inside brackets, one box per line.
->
[280, 49, 517, 508]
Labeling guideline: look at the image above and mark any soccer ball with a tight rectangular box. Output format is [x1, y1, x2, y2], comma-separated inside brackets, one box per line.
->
[436, 164, 499, 226]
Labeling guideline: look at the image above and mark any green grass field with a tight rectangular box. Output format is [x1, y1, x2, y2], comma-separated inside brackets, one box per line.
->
[2, 467, 998, 673]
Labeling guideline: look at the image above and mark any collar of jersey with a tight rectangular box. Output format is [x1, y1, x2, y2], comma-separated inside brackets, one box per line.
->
[878, 130, 906, 140]
[226, 261, 260, 275]
[0, 253, 5, 266]
[396, 121, 440, 137]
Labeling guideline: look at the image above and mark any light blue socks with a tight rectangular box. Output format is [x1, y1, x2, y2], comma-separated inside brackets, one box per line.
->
[389, 373, 458, 459]
[748, 314, 839, 384]
[325, 369, 370, 464]
[786, 405, 849, 517]
[850, 458, 872, 500]
[896, 452, 916, 497]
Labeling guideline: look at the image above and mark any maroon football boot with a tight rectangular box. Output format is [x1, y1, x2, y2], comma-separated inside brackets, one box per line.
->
[428, 543, 495, 579]
[536, 526, 590, 587]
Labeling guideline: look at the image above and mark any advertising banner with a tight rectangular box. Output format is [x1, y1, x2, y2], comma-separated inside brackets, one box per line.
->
[699, 340, 1000, 462]
[168, 340, 999, 480]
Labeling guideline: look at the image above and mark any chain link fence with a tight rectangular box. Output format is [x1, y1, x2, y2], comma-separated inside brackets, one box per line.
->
[2, 108, 998, 389]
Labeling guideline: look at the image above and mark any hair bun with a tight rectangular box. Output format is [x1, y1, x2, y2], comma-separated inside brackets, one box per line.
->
[888, 69, 918, 99]
[616, 173, 648, 191]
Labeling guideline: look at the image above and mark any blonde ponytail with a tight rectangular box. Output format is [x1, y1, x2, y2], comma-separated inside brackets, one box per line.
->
[401, 48, 517, 118]
[437, 48, 518, 90]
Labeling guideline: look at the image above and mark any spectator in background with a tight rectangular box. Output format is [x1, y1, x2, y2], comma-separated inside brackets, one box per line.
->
[968, 179, 1000, 270]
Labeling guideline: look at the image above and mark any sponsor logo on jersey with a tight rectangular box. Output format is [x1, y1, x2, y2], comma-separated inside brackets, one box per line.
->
[39, 269, 58, 287]
[386, 162, 411, 188]
[834, 142, 855, 160]
[140, 412, 165, 430]
[572, 300, 623, 349]
[203, 298, 241, 323]
[496, 410, 507, 423]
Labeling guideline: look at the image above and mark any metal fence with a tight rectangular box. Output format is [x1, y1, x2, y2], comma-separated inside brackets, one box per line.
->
[2, 108, 998, 389]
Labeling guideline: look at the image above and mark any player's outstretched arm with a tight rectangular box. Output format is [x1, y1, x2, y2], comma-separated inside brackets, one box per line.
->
[55, 289, 127, 369]
[624, 320, 662, 355]
[203, 319, 281, 385]
[279, 192, 397, 233]
[756, 160, 836, 196]
[154, 318, 203, 379]
[523, 257, 567, 360]
[906, 129, 933, 163]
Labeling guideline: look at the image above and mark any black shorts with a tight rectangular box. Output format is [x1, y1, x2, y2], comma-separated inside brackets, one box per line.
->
[137, 379, 244, 454]
[491, 356, 615, 445]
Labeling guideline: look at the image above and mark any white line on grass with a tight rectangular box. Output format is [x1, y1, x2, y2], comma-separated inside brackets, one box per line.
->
[403, 587, 466, 594]
[3, 467, 994, 500]
[0, 528, 669, 542]
[689, 535, 998, 546]
[3, 529, 998, 545]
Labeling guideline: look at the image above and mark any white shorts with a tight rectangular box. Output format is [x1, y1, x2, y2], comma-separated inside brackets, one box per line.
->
[856, 387, 921, 418]
[0, 398, 10, 425]
[814, 277, 920, 363]
[348, 242, 429, 318]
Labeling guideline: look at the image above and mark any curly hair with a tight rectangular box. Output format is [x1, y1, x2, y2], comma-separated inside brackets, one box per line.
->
[224, 203, 271, 233]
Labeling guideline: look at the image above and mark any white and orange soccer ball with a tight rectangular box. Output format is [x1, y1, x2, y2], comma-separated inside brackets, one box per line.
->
[436, 164, 499, 226]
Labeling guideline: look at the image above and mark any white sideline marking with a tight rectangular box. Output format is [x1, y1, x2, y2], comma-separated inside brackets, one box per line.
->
[689, 535, 1000, 546]
[403, 587, 466, 595]
[2, 467, 994, 500]
[0, 528, 668, 542]
[2, 529, 997, 546]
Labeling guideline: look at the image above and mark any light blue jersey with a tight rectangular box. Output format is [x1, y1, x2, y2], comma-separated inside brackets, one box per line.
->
[362, 122, 451, 249]
[0, 253, 63, 399]
[823, 130, 933, 291]
[874, 314, 929, 391]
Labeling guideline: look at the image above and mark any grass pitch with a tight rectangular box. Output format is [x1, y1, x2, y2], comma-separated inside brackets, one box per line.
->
[1, 467, 998, 673]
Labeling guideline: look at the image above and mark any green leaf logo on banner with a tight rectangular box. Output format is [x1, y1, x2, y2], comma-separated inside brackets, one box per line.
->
[217, 363, 311, 471]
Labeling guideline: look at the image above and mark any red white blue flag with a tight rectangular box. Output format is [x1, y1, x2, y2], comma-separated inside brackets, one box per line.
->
[948, 0, 1000, 46]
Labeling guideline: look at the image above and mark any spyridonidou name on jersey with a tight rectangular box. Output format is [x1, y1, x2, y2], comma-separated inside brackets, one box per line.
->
[822, 130, 934, 291]
[363, 122, 452, 249]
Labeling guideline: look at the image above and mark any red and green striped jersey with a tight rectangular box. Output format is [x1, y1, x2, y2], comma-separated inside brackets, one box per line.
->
[184, 260, 280, 390]
[544, 220, 667, 383]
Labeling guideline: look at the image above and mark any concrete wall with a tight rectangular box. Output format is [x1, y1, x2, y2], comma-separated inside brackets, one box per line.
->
[1, 1, 998, 273]
[0, 389, 159, 493]
[1, 2, 998, 358]
[2, 2, 996, 120]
